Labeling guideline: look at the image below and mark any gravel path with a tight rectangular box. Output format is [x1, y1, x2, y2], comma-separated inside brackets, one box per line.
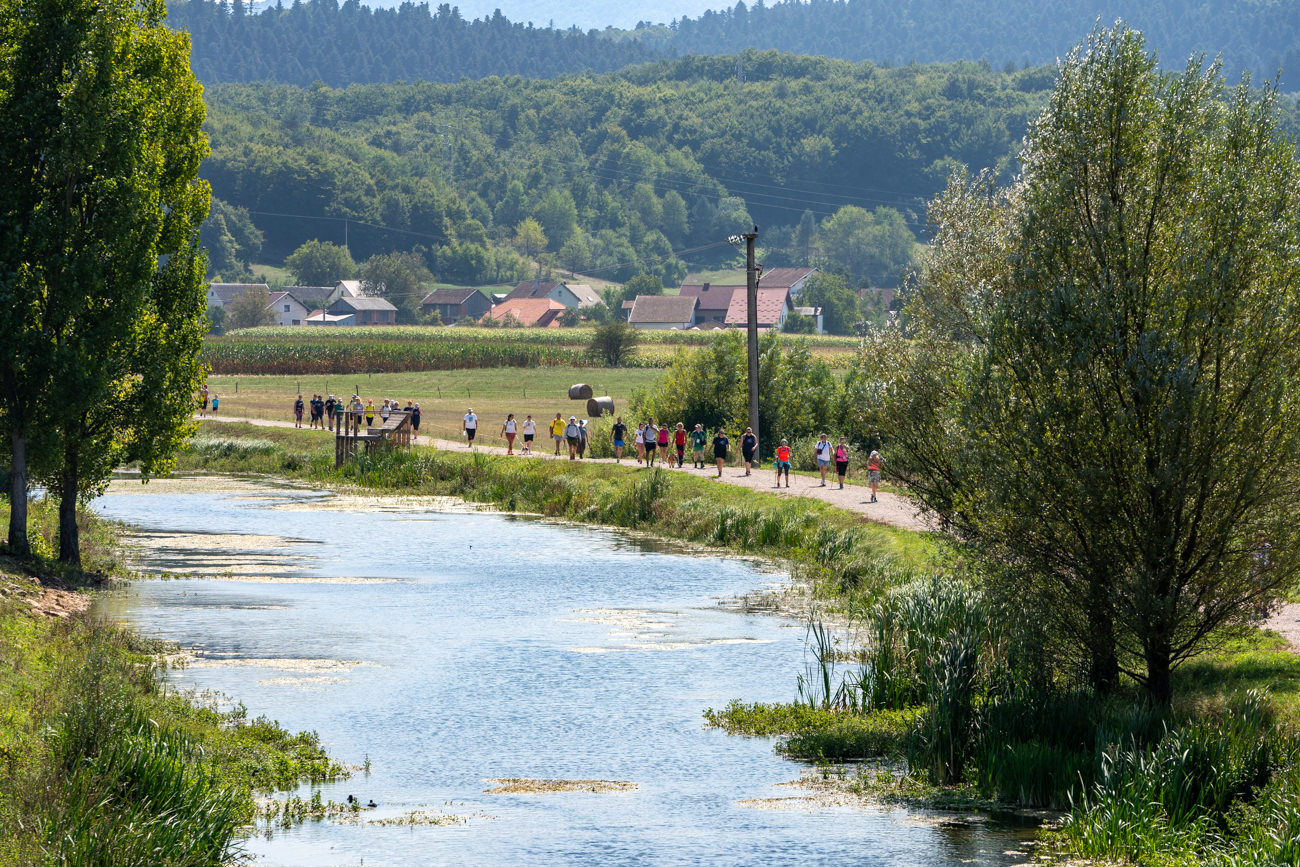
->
[1265, 603, 1300, 651]
[200, 415, 935, 533]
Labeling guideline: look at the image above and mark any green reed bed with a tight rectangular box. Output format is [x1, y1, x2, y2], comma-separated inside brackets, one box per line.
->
[0, 504, 346, 866]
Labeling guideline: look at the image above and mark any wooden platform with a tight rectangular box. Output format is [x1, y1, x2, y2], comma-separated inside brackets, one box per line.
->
[335, 409, 413, 467]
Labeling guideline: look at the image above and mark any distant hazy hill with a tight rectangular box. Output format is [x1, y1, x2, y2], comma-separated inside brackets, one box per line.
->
[246, 0, 715, 28]
[175, 0, 1299, 89]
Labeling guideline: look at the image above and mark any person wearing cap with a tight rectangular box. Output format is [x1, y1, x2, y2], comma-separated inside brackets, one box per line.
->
[564, 416, 581, 459]
[814, 433, 833, 486]
[867, 450, 883, 503]
[551, 413, 566, 455]
[690, 423, 707, 469]
[644, 420, 658, 466]
[463, 407, 478, 447]
[577, 419, 589, 459]
[774, 439, 792, 488]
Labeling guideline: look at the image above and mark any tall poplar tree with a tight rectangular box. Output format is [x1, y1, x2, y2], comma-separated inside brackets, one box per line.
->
[0, 0, 210, 561]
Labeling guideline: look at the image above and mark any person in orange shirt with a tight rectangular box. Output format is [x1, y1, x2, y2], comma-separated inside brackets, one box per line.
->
[774, 439, 792, 488]
[867, 450, 883, 503]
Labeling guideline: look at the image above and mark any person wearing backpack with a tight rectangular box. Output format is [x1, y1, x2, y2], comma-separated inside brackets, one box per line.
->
[834, 437, 850, 489]
[813, 433, 833, 486]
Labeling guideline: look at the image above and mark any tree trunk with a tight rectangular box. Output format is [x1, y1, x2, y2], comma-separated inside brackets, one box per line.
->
[1086, 587, 1120, 694]
[57, 444, 80, 567]
[1145, 641, 1173, 709]
[7, 425, 29, 558]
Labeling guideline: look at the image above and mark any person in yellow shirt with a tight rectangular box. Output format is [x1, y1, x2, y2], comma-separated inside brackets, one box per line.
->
[365, 400, 375, 427]
[550, 413, 566, 456]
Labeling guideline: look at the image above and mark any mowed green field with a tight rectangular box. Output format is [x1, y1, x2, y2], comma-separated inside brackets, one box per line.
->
[204, 367, 662, 443]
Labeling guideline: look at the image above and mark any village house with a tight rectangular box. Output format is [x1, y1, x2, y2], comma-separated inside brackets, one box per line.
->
[487, 297, 565, 328]
[757, 266, 819, 296]
[793, 305, 825, 333]
[325, 295, 398, 326]
[627, 295, 698, 330]
[324, 279, 366, 306]
[678, 283, 742, 326]
[724, 287, 794, 331]
[267, 291, 311, 327]
[504, 279, 606, 310]
[206, 282, 270, 309]
[419, 288, 492, 324]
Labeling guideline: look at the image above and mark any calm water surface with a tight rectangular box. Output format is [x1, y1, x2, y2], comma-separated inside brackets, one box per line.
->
[92, 481, 1033, 866]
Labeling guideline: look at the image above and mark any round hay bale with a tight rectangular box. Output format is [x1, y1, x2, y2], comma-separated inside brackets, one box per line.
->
[568, 383, 594, 400]
[587, 396, 615, 417]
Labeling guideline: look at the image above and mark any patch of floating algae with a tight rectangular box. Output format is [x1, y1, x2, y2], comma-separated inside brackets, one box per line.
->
[484, 779, 638, 795]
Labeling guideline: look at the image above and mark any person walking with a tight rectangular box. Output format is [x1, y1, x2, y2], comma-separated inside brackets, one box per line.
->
[294, 394, 304, 428]
[690, 424, 707, 469]
[635, 423, 647, 464]
[353, 395, 365, 430]
[834, 437, 850, 490]
[612, 417, 627, 462]
[774, 439, 792, 488]
[644, 420, 658, 466]
[564, 416, 581, 460]
[814, 433, 832, 486]
[712, 428, 729, 478]
[867, 450, 883, 503]
[211, 394, 219, 415]
[502, 413, 518, 454]
[656, 421, 670, 464]
[325, 395, 335, 430]
[674, 423, 687, 468]
[521, 415, 536, 455]
[463, 407, 478, 447]
[577, 419, 589, 459]
[551, 413, 566, 456]
[380, 399, 391, 425]
[741, 427, 757, 476]
[200, 385, 209, 418]
[411, 403, 421, 439]
[365, 400, 375, 427]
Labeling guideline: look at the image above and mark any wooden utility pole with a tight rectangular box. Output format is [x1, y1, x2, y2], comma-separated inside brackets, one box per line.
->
[742, 229, 760, 464]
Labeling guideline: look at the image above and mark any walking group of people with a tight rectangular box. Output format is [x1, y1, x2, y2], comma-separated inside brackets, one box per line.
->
[296, 393, 422, 438]
[459, 408, 885, 500]
[199, 385, 218, 417]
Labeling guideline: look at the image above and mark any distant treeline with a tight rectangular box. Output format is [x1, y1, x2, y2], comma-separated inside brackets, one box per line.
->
[202, 54, 1051, 287]
[169, 0, 1300, 89]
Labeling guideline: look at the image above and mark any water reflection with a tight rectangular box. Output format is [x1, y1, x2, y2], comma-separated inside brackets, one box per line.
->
[93, 481, 1034, 866]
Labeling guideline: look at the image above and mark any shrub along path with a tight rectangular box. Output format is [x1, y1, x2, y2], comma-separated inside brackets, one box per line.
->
[197, 414, 935, 533]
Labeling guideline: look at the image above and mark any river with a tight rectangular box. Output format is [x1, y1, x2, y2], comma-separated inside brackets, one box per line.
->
[92, 478, 1033, 866]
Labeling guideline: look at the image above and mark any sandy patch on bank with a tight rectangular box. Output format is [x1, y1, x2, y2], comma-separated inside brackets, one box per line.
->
[484, 779, 637, 795]
[185, 656, 370, 673]
[271, 493, 491, 514]
[1265, 602, 1300, 651]
[106, 476, 315, 497]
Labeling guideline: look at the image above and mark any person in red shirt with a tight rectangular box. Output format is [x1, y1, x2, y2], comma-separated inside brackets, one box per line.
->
[867, 450, 883, 503]
[674, 423, 687, 468]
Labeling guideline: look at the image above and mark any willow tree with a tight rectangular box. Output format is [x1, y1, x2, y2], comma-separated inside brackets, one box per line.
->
[0, 0, 209, 562]
[876, 24, 1300, 706]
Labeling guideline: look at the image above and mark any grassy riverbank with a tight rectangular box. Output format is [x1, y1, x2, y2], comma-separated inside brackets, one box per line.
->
[0, 500, 347, 865]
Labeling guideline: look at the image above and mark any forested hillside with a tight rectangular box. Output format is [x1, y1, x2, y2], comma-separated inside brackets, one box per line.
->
[171, 0, 1300, 90]
[202, 53, 1051, 288]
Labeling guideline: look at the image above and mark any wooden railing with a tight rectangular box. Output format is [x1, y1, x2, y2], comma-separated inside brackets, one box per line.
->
[335, 409, 412, 467]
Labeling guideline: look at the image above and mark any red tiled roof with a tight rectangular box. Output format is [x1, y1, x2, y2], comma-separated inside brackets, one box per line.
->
[489, 298, 565, 327]
[724, 288, 791, 327]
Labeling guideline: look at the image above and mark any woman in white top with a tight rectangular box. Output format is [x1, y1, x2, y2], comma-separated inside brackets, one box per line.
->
[634, 424, 646, 464]
[814, 433, 833, 486]
[502, 413, 517, 454]
[380, 400, 391, 423]
[521, 415, 536, 455]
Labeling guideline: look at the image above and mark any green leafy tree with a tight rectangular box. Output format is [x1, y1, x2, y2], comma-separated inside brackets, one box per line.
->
[532, 188, 578, 251]
[360, 250, 432, 323]
[877, 25, 1300, 706]
[781, 311, 816, 333]
[226, 286, 279, 329]
[588, 320, 640, 366]
[660, 190, 689, 244]
[512, 217, 547, 261]
[207, 305, 228, 335]
[0, 0, 210, 561]
[819, 205, 916, 287]
[797, 272, 859, 335]
[559, 233, 592, 276]
[616, 272, 663, 315]
[284, 239, 356, 285]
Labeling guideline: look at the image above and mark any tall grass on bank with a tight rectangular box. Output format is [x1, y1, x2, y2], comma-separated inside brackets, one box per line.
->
[0, 504, 347, 865]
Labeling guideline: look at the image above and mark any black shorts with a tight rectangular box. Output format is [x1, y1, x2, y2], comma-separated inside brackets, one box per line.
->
[524, 433, 534, 442]
[836, 460, 849, 475]
[466, 428, 476, 440]
[742, 449, 755, 462]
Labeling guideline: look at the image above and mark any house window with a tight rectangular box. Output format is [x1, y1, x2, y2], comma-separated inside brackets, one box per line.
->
[284, 304, 291, 312]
